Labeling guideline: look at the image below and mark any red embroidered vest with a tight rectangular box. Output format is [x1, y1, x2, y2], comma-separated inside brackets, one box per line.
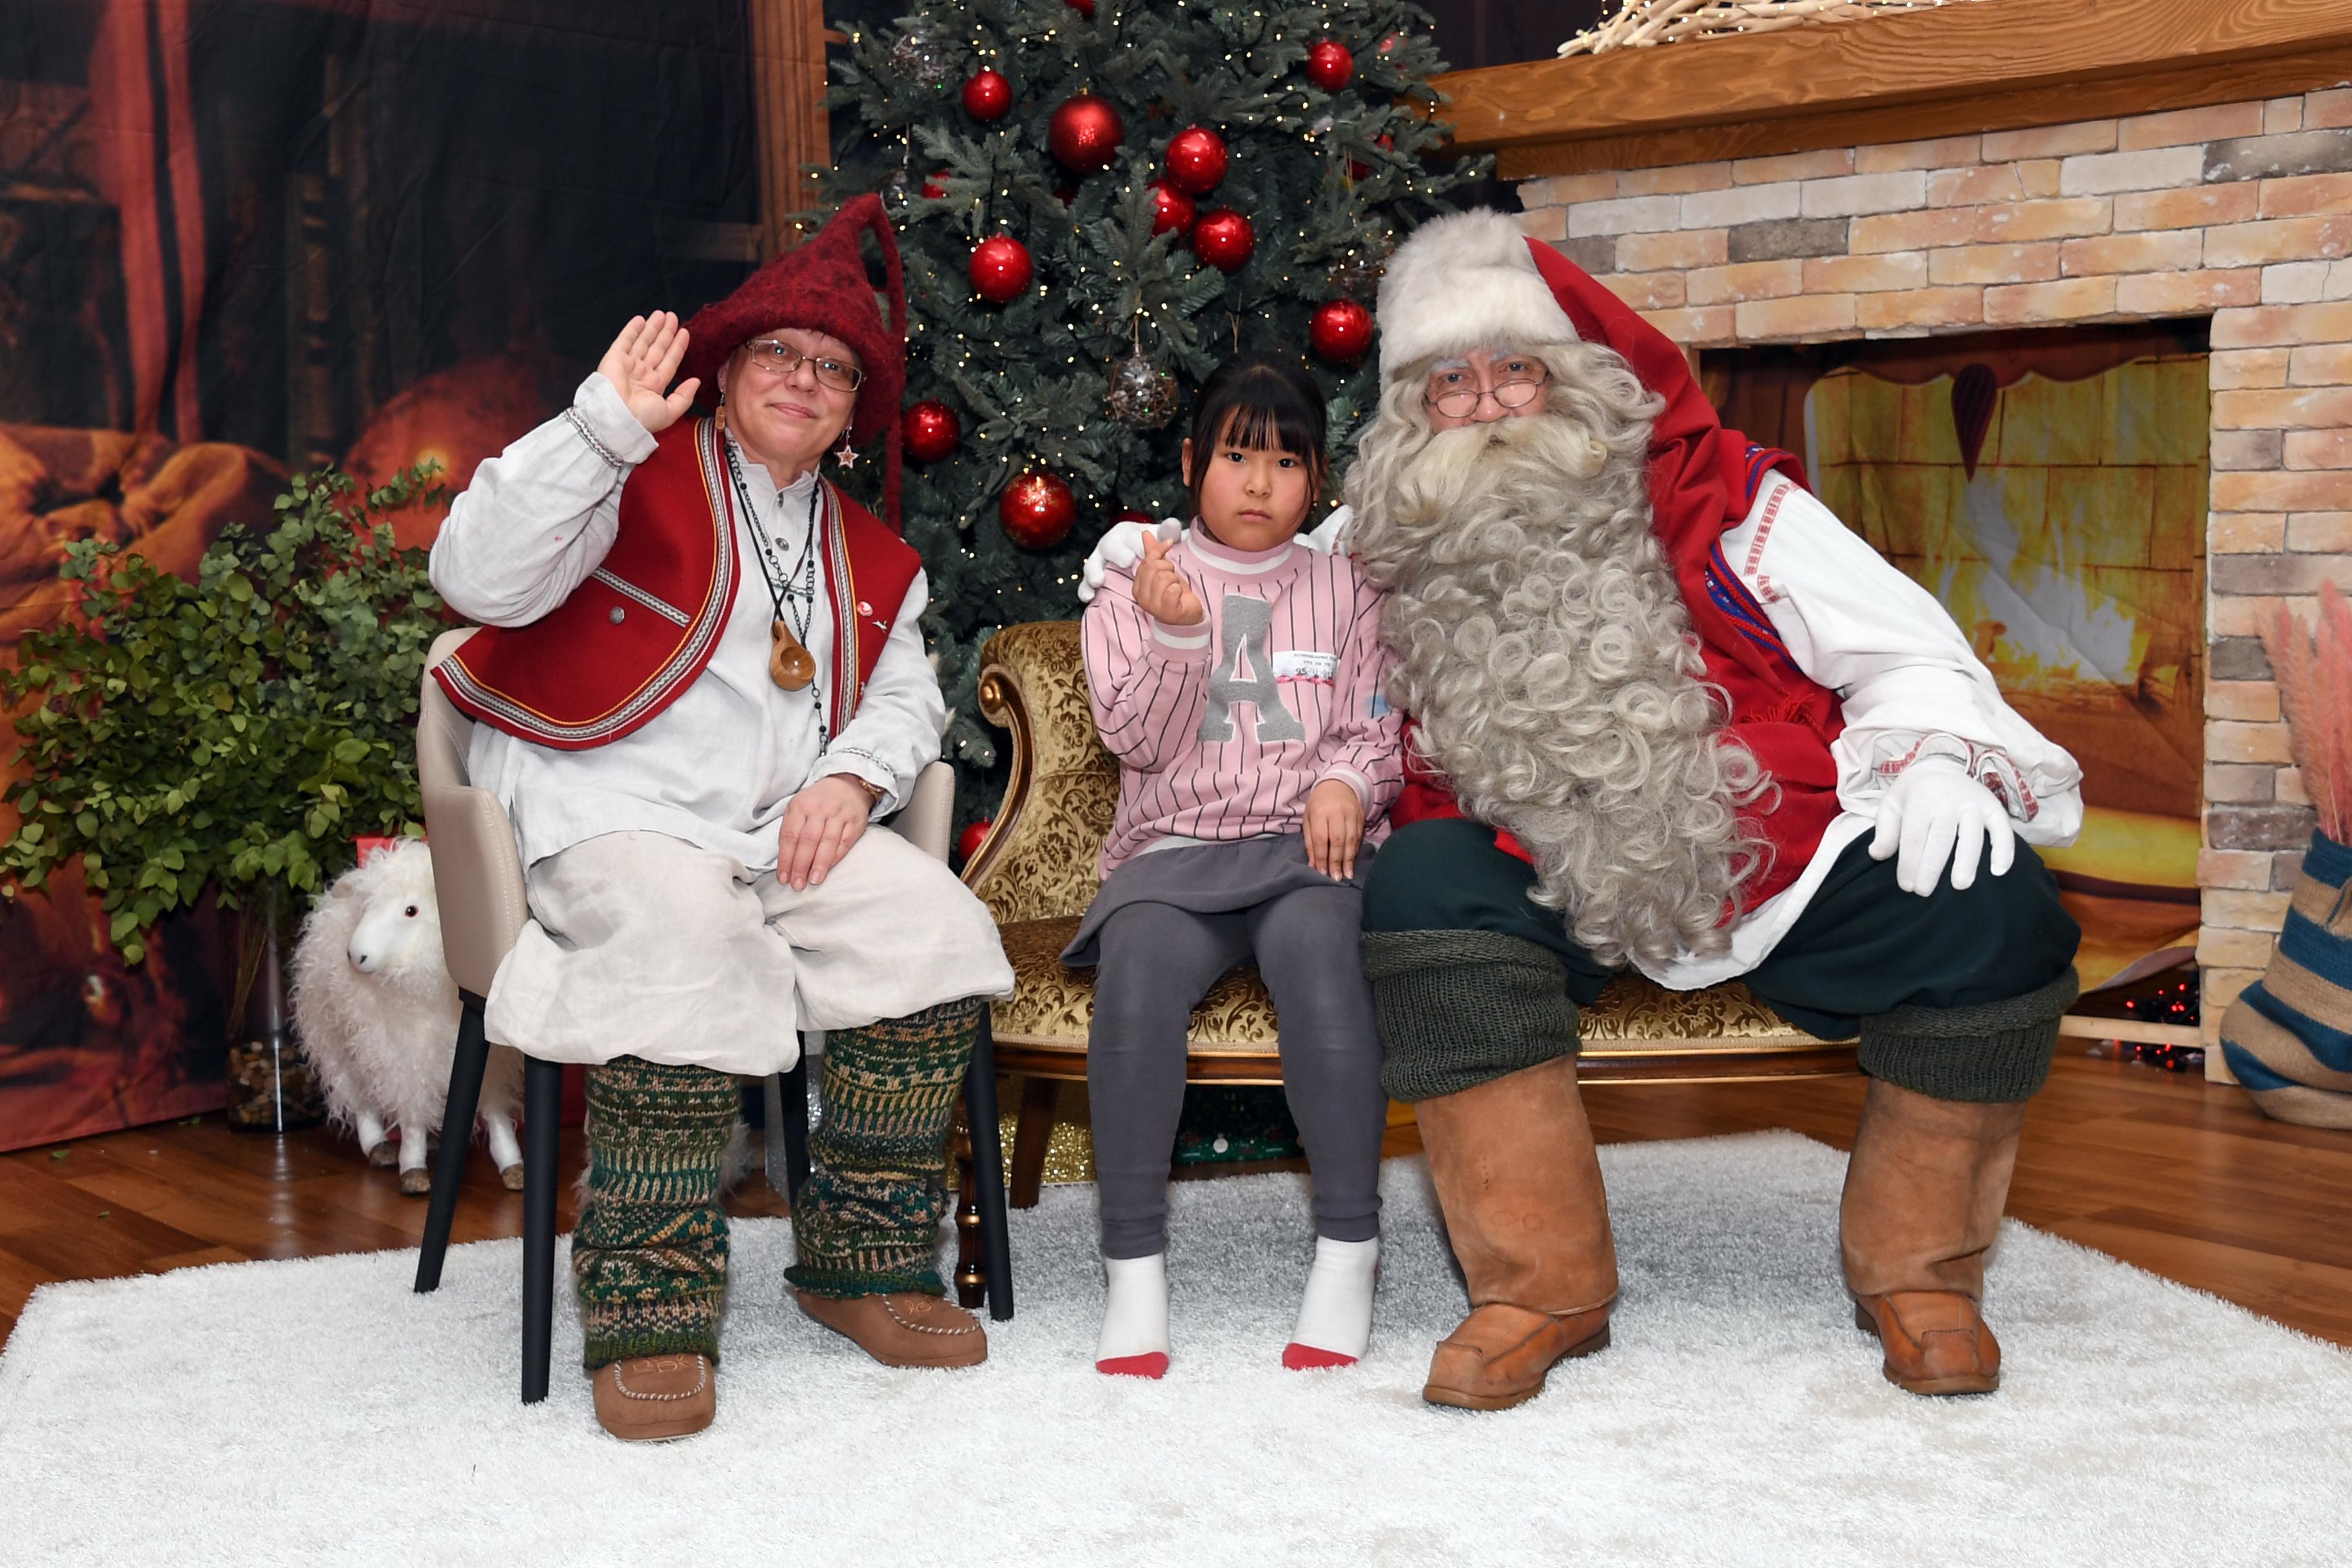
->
[433, 416, 921, 750]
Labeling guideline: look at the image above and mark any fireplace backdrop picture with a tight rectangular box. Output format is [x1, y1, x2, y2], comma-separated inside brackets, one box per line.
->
[0, 0, 764, 1149]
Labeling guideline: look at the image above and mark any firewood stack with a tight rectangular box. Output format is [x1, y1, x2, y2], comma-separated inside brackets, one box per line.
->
[1558, 0, 1980, 57]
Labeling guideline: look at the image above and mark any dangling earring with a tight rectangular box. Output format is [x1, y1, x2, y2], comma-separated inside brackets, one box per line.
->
[714, 388, 728, 433]
[832, 433, 860, 471]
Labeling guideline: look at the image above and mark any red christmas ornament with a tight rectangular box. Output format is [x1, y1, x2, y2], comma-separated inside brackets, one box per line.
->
[1064, 0, 1095, 18]
[921, 169, 953, 199]
[969, 234, 1034, 303]
[1049, 93, 1125, 174]
[1148, 180, 1197, 236]
[1191, 209, 1255, 273]
[999, 469, 1077, 549]
[956, 818, 994, 865]
[1163, 126, 1230, 196]
[1304, 39, 1355, 91]
[962, 70, 1011, 122]
[1113, 509, 1155, 529]
[1349, 133, 1394, 182]
[905, 400, 961, 463]
[1309, 299, 1375, 362]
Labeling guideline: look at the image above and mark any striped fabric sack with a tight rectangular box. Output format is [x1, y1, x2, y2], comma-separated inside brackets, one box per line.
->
[2221, 831, 2352, 1129]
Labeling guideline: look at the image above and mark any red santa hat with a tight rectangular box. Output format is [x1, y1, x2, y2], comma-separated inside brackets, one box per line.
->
[679, 193, 908, 530]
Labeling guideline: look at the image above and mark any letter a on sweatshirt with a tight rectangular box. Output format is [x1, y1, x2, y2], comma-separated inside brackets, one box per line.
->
[1199, 593, 1306, 743]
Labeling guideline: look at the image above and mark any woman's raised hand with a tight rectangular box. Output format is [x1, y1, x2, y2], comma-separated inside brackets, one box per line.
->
[597, 312, 701, 433]
[1133, 533, 1207, 627]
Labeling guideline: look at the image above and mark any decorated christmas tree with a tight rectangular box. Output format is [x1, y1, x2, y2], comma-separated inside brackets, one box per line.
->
[820, 0, 1484, 810]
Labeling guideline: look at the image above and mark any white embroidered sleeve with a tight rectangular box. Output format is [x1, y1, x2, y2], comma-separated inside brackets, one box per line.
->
[1721, 476, 2084, 847]
[812, 571, 946, 818]
[427, 374, 656, 629]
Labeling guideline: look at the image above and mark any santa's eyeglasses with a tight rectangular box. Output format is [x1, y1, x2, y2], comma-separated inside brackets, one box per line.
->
[1424, 361, 1549, 419]
[740, 338, 865, 393]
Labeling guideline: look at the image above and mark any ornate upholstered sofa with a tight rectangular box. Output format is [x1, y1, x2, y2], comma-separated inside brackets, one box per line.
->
[959, 621, 1859, 1206]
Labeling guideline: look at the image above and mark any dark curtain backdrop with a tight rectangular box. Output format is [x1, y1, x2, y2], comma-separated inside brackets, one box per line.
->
[0, 0, 761, 1150]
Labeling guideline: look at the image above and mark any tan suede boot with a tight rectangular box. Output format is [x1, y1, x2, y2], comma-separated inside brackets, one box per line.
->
[1841, 1077, 2028, 1396]
[1415, 1055, 1617, 1411]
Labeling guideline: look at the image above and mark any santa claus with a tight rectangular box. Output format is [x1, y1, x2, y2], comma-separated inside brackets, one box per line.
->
[1086, 209, 2084, 1411]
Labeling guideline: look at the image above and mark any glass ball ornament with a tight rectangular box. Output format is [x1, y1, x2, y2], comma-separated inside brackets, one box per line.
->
[1102, 350, 1181, 430]
[962, 69, 1012, 122]
[1148, 180, 1197, 236]
[1049, 93, 1124, 175]
[905, 400, 961, 463]
[1309, 299, 1375, 363]
[888, 27, 959, 90]
[999, 469, 1077, 550]
[1305, 39, 1355, 91]
[969, 234, 1034, 303]
[1162, 126, 1230, 196]
[1191, 209, 1255, 273]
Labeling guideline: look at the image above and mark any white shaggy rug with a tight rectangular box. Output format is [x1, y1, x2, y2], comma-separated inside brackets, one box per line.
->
[5, 1132, 2349, 1566]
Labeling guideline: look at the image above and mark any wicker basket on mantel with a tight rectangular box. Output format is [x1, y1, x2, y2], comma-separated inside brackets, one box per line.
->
[1560, 0, 1984, 57]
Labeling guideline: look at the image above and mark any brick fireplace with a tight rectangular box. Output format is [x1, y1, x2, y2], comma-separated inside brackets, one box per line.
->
[1436, 6, 2352, 1063]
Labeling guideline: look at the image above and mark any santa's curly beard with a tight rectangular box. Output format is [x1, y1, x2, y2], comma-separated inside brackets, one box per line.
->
[1344, 341, 1765, 968]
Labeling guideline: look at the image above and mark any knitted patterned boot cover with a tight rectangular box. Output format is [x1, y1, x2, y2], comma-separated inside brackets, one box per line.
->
[573, 1055, 741, 1369]
[786, 996, 981, 1299]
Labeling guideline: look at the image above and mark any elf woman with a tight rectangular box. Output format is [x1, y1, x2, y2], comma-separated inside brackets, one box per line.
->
[1068, 351, 1404, 1378]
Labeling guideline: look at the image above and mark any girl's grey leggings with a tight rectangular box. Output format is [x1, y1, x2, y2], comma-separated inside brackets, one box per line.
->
[1086, 887, 1387, 1259]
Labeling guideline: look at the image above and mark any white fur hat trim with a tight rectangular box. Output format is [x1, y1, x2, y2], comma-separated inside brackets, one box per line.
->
[1377, 208, 1580, 384]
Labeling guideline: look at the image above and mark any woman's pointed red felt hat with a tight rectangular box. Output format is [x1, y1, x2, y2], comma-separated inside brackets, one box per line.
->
[680, 193, 908, 528]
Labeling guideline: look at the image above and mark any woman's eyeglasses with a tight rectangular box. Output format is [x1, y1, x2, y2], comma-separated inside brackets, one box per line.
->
[740, 339, 865, 393]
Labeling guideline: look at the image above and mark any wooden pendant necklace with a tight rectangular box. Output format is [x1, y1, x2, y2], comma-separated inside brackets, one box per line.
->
[725, 438, 824, 698]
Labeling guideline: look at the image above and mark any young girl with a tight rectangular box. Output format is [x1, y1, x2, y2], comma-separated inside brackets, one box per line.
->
[1066, 351, 1404, 1378]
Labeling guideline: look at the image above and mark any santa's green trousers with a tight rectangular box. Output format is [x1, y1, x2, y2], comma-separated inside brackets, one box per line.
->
[1360, 820, 2081, 1106]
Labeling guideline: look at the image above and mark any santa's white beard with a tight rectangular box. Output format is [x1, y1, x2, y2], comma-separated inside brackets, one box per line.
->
[1351, 402, 1762, 968]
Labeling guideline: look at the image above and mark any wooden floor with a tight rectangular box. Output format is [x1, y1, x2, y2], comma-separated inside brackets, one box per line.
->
[5, 1049, 2349, 1351]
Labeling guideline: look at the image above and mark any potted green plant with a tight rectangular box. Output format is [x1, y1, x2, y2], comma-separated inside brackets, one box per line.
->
[1, 466, 447, 1130]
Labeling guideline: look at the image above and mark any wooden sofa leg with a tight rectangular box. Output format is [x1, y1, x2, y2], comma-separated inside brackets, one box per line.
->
[952, 1112, 985, 1309]
[1010, 1077, 1061, 1210]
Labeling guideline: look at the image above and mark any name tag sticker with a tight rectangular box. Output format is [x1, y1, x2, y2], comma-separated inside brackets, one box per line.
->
[1273, 650, 1338, 682]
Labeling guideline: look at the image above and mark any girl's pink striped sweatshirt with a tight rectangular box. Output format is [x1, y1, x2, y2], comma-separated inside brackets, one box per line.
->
[1081, 526, 1406, 876]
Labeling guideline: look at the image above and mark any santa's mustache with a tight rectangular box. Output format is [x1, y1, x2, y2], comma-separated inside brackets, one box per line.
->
[1387, 408, 1614, 540]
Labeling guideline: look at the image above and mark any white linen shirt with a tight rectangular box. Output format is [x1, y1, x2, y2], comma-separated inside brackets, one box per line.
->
[1645, 471, 2084, 990]
[428, 375, 945, 873]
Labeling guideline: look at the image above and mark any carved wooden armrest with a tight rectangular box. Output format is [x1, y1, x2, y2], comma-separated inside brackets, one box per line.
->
[961, 622, 1121, 926]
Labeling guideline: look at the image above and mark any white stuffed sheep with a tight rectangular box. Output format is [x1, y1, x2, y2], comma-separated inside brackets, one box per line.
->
[290, 839, 524, 1193]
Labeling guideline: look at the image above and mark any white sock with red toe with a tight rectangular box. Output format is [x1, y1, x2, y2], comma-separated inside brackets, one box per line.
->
[1284, 1236, 1378, 1369]
[1096, 1253, 1171, 1378]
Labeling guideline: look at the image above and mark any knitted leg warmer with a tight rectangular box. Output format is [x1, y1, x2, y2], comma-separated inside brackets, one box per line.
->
[1857, 970, 2081, 1104]
[1360, 930, 1582, 1103]
[573, 1055, 740, 1370]
[786, 997, 981, 1299]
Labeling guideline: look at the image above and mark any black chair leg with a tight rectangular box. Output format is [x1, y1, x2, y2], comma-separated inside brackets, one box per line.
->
[414, 994, 491, 1294]
[963, 1014, 1014, 1321]
[520, 1054, 562, 1404]
[779, 1050, 812, 1203]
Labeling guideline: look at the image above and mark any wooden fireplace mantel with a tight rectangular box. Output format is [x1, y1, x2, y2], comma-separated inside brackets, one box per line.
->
[1432, 0, 2352, 178]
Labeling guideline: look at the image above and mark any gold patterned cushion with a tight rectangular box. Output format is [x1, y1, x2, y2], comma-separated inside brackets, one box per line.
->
[1580, 975, 1850, 1054]
[992, 916, 1282, 1056]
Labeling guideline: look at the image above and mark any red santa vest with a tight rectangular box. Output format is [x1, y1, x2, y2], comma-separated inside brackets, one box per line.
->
[433, 415, 921, 750]
[1391, 241, 1854, 912]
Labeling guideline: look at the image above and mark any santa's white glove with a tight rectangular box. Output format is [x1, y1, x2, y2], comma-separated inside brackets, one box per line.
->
[1304, 504, 1354, 556]
[1867, 757, 2016, 897]
[1076, 516, 1181, 603]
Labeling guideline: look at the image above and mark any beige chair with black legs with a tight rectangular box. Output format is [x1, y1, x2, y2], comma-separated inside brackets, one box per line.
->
[959, 622, 1865, 1208]
[408, 627, 1012, 1404]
